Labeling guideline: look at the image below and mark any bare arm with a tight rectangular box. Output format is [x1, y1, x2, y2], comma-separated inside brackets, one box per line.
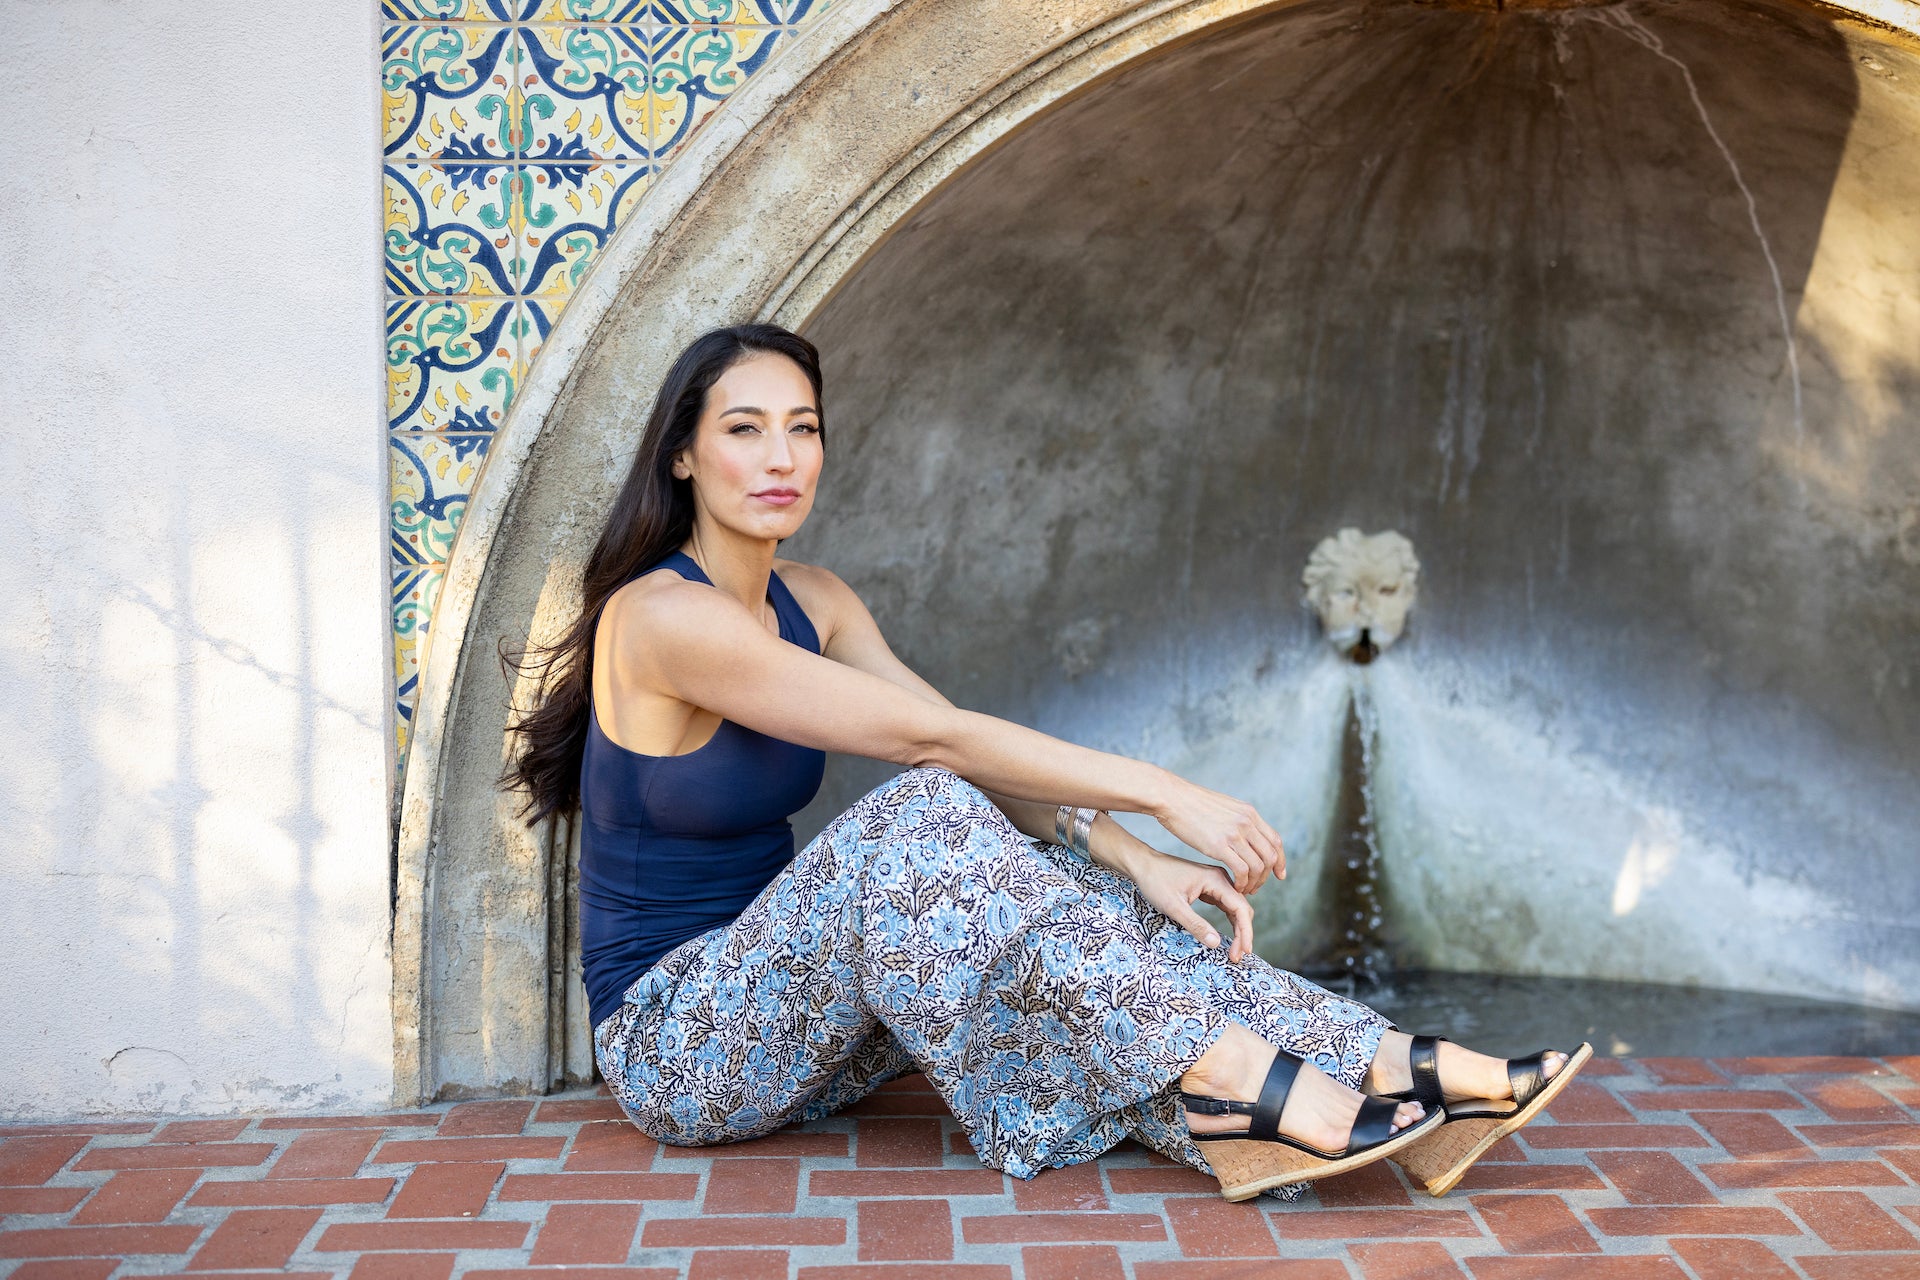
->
[800, 573, 1117, 840]
[797, 565, 1270, 958]
[625, 576, 1167, 805]
[612, 569, 1284, 901]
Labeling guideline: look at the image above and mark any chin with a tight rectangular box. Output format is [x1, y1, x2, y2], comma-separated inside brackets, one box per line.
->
[745, 509, 810, 539]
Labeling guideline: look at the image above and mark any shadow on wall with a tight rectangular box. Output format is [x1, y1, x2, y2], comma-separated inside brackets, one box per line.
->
[0, 442, 391, 1116]
[786, 0, 1920, 1009]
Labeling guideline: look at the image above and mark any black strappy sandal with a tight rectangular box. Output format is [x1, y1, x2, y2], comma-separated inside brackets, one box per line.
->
[1380, 1036, 1594, 1196]
[1181, 1047, 1446, 1201]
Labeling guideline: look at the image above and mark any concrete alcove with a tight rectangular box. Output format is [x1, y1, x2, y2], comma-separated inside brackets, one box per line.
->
[788, 0, 1920, 1007]
[398, 0, 1920, 1101]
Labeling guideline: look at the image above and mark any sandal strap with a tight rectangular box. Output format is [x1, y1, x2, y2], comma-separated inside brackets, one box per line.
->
[1407, 1035, 1446, 1111]
[1508, 1051, 1554, 1107]
[1249, 1050, 1302, 1142]
[1347, 1094, 1403, 1150]
[1179, 1049, 1309, 1138]
[1179, 1092, 1255, 1118]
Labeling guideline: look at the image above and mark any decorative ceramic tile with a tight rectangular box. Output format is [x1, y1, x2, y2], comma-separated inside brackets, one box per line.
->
[645, 24, 788, 160]
[518, 25, 652, 161]
[754, 0, 830, 21]
[614, 1, 766, 21]
[524, 1, 800, 20]
[387, 299, 519, 432]
[384, 0, 545, 18]
[385, 24, 520, 160]
[392, 560, 447, 754]
[514, 161, 656, 295]
[385, 162, 519, 296]
[526, 0, 654, 18]
[511, 300, 558, 389]
[394, 556, 442, 633]
[393, 433, 493, 566]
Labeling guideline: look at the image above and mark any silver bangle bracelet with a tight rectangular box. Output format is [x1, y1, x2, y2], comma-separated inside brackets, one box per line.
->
[1054, 804, 1104, 856]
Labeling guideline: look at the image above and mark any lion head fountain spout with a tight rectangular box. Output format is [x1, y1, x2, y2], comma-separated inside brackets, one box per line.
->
[1303, 528, 1420, 664]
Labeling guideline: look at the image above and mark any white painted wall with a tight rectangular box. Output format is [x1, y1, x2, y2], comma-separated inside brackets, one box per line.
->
[0, 3, 392, 1115]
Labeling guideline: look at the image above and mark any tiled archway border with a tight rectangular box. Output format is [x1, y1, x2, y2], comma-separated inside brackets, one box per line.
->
[391, 0, 1920, 1102]
[386, 4, 836, 761]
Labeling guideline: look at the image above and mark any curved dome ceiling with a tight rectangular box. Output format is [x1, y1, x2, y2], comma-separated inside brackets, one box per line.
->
[787, 0, 1920, 1006]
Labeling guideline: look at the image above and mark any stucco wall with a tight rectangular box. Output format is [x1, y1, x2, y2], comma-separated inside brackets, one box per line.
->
[0, 2, 393, 1115]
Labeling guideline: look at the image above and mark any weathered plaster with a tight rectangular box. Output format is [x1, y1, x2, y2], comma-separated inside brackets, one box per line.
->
[789, 0, 1920, 1007]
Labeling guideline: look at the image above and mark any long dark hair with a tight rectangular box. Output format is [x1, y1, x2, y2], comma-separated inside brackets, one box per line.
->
[498, 323, 826, 825]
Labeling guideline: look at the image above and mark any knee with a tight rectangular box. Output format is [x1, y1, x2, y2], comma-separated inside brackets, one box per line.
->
[866, 766, 1025, 872]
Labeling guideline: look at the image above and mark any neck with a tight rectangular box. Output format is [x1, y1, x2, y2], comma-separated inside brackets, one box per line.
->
[682, 521, 778, 612]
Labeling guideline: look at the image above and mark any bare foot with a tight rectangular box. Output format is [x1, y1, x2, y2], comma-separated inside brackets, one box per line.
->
[1183, 1024, 1425, 1151]
[1364, 1031, 1570, 1104]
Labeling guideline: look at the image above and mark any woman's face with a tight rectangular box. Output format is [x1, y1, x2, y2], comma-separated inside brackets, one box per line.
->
[673, 351, 824, 543]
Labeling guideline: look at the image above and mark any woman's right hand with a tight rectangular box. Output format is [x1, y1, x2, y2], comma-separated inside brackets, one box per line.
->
[1153, 777, 1286, 894]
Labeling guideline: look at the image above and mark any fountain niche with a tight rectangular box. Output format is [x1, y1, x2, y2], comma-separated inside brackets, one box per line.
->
[783, 0, 1920, 1045]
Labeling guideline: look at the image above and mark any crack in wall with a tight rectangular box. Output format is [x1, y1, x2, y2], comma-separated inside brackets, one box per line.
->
[1594, 7, 1807, 447]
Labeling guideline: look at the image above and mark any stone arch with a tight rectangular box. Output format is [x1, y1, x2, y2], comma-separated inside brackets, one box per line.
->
[393, 0, 1320, 1101]
[393, 0, 1920, 1101]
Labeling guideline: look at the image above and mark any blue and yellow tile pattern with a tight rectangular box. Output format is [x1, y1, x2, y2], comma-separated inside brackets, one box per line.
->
[383, 0, 832, 758]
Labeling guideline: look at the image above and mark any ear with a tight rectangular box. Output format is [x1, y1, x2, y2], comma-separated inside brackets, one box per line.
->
[670, 451, 691, 480]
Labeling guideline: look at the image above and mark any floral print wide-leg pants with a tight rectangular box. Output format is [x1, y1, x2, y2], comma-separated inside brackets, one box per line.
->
[594, 765, 1390, 1198]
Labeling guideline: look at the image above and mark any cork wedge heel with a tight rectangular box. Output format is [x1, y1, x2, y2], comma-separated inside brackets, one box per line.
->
[1384, 1037, 1594, 1197]
[1183, 1047, 1447, 1202]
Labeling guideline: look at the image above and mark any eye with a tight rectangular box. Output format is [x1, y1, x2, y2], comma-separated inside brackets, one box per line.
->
[792, 422, 820, 434]
[728, 422, 760, 434]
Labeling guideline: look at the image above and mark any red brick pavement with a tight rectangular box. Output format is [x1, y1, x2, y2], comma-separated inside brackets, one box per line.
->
[2, 1058, 1917, 1277]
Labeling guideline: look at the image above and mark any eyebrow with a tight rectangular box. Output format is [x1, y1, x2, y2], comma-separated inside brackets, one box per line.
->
[719, 405, 819, 418]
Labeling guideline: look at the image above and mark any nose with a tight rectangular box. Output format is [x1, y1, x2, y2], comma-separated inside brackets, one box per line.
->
[766, 426, 795, 472]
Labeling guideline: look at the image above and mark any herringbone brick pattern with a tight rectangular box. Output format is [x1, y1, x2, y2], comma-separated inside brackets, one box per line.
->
[4, 1057, 1918, 1277]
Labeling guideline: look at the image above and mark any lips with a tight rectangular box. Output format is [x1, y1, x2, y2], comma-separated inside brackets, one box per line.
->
[752, 489, 801, 506]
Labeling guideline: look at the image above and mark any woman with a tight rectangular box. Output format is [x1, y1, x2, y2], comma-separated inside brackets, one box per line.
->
[501, 323, 1589, 1202]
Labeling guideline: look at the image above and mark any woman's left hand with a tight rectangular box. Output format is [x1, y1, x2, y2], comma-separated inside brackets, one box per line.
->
[1127, 850, 1256, 963]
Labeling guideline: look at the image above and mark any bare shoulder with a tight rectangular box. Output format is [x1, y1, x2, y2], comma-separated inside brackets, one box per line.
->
[772, 555, 850, 598]
[601, 566, 736, 656]
[772, 556, 864, 636]
[605, 563, 697, 618]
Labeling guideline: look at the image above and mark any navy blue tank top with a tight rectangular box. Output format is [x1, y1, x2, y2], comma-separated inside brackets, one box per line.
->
[578, 548, 827, 1030]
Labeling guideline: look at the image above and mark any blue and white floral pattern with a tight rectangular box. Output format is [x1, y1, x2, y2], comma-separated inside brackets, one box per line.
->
[594, 765, 1391, 1197]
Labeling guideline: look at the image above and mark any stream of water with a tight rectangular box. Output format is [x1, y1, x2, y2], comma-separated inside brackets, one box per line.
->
[1303, 669, 1393, 994]
[1292, 666, 1918, 1056]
